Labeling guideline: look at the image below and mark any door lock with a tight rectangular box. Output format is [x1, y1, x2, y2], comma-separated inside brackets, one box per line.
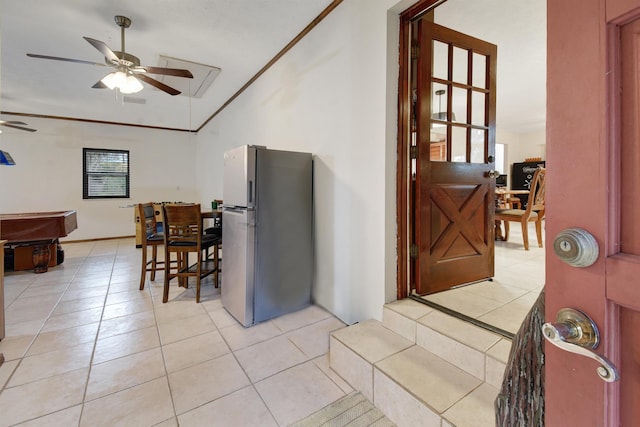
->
[542, 308, 619, 382]
[553, 228, 599, 267]
[486, 170, 501, 178]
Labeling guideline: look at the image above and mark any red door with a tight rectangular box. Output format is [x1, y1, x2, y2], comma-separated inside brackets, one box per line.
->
[546, 0, 640, 424]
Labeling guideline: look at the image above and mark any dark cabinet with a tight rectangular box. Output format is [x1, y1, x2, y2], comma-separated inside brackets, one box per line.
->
[511, 161, 545, 208]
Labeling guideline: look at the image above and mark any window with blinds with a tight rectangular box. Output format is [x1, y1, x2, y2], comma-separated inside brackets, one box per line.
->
[83, 148, 130, 199]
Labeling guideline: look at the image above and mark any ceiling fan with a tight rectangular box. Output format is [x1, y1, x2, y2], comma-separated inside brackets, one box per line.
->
[0, 121, 36, 132]
[27, 15, 193, 96]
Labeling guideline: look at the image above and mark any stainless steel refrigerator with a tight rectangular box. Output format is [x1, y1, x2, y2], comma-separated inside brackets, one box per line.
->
[221, 145, 313, 327]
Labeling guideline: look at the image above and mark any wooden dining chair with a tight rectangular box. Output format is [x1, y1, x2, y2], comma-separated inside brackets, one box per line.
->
[506, 196, 521, 209]
[162, 203, 220, 303]
[138, 202, 166, 291]
[495, 167, 546, 250]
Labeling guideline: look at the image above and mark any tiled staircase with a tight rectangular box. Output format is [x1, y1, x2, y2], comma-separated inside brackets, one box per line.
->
[329, 299, 512, 427]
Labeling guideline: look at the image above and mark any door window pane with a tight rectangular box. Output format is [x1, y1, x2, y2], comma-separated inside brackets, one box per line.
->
[425, 26, 494, 167]
[432, 40, 449, 80]
[470, 129, 486, 163]
[452, 47, 468, 84]
[430, 120, 447, 161]
[451, 126, 467, 162]
[471, 91, 486, 126]
[432, 82, 449, 124]
[452, 87, 467, 124]
[430, 139, 447, 161]
[472, 53, 487, 88]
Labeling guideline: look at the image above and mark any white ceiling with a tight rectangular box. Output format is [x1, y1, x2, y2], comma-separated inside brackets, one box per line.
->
[435, 0, 547, 134]
[0, 0, 546, 133]
[1, 0, 335, 130]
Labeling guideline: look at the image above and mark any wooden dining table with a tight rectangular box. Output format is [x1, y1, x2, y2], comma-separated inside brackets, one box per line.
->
[495, 188, 530, 209]
[201, 209, 222, 220]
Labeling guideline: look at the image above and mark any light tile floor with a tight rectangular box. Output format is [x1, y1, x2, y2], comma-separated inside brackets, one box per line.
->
[0, 238, 350, 427]
[421, 221, 545, 334]
[0, 224, 544, 426]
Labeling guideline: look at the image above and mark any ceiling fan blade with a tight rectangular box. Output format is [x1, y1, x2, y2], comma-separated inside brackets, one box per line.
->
[133, 66, 193, 78]
[26, 53, 107, 67]
[0, 120, 28, 125]
[136, 74, 181, 96]
[0, 123, 37, 132]
[83, 37, 120, 64]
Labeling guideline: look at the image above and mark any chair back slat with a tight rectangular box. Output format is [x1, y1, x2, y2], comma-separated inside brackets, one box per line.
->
[163, 204, 203, 245]
[140, 203, 158, 238]
[161, 203, 219, 303]
[527, 168, 546, 215]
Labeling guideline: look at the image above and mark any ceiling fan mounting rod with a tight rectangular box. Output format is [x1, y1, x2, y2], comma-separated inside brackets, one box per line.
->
[114, 15, 131, 60]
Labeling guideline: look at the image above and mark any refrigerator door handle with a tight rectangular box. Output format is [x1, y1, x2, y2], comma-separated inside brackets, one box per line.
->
[249, 180, 253, 204]
[223, 206, 244, 212]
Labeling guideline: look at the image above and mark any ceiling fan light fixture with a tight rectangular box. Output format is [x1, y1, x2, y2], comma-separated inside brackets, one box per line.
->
[101, 71, 120, 90]
[120, 75, 143, 94]
[101, 71, 143, 94]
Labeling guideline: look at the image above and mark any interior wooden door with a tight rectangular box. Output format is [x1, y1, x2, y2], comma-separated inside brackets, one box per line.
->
[546, 0, 640, 424]
[413, 19, 497, 295]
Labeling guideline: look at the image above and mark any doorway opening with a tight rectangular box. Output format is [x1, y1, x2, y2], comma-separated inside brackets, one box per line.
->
[396, 0, 547, 337]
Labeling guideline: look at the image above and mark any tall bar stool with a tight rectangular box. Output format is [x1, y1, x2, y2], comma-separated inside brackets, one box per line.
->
[162, 204, 220, 303]
[138, 203, 165, 291]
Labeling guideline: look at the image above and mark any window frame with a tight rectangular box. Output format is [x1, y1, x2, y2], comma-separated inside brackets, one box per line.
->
[83, 148, 130, 199]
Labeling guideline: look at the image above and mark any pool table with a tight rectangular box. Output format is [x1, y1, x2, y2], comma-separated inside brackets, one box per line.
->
[0, 210, 77, 273]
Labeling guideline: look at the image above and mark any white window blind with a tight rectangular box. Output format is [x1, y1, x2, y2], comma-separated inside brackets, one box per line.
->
[83, 148, 130, 199]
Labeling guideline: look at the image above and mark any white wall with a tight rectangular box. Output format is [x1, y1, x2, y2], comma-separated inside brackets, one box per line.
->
[0, 116, 199, 241]
[518, 129, 546, 161]
[197, 0, 404, 324]
[1, 0, 549, 326]
[0, 0, 405, 325]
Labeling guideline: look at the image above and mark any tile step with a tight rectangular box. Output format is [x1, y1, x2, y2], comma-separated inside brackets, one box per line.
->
[382, 299, 512, 386]
[329, 300, 513, 427]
